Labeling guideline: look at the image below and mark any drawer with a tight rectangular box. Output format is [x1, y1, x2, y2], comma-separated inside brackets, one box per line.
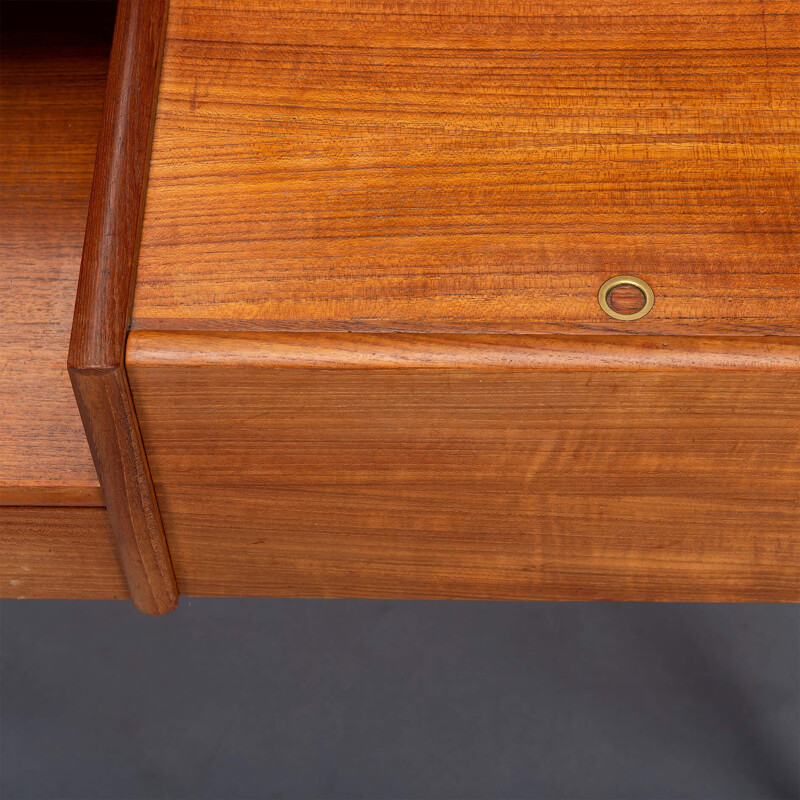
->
[126, 332, 800, 602]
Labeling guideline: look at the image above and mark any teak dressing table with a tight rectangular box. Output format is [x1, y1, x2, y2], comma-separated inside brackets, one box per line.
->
[2, 0, 798, 613]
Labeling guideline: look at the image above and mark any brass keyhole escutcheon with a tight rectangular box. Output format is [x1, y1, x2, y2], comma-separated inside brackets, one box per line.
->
[598, 275, 655, 321]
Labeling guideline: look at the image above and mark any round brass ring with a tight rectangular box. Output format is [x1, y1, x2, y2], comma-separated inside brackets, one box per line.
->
[597, 275, 655, 321]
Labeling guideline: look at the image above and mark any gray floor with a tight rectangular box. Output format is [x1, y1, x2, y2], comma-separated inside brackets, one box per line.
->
[1, 600, 798, 800]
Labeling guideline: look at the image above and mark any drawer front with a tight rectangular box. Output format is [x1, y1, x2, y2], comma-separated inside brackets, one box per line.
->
[127, 333, 800, 602]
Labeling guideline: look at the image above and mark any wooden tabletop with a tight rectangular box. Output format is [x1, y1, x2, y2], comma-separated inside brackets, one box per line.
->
[133, 0, 799, 335]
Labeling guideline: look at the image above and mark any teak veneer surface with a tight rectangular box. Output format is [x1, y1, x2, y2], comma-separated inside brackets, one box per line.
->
[68, 0, 178, 614]
[0, 507, 127, 599]
[1, 2, 116, 504]
[127, 333, 800, 602]
[133, 0, 800, 335]
[0, 3, 125, 600]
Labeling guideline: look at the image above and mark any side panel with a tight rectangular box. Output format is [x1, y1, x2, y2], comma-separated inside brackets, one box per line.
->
[68, 0, 177, 614]
[127, 333, 800, 602]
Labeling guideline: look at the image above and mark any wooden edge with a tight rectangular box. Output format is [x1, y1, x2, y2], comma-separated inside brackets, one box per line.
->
[70, 368, 176, 613]
[68, 0, 177, 614]
[0, 486, 105, 507]
[126, 331, 800, 372]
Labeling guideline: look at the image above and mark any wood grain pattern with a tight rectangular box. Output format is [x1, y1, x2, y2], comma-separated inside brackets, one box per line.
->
[0, 507, 128, 599]
[133, 0, 799, 335]
[607, 284, 648, 316]
[0, 486, 105, 507]
[69, 0, 168, 371]
[70, 368, 178, 612]
[0, 2, 115, 503]
[127, 333, 800, 602]
[69, 0, 178, 614]
[127, 331, 800, 371]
